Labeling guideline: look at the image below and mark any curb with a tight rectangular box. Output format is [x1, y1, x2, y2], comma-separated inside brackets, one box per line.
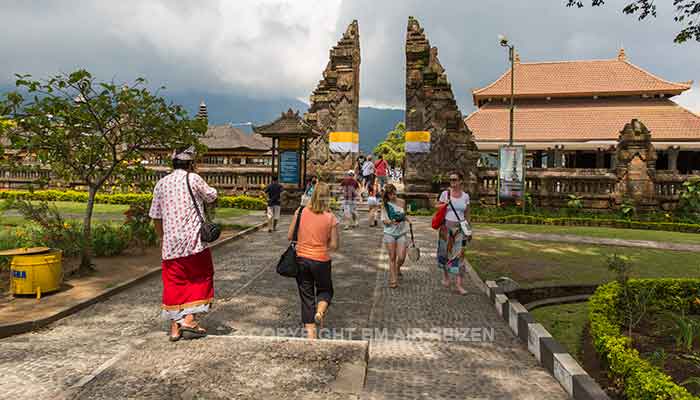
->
[0, 222, 267, 339]
[482, 278, 609, 400]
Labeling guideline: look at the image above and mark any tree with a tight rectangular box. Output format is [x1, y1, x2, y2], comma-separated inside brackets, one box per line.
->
[566, 0, 700, 43]
[373, 121, 406, 168]
[0, 69, 206, 271]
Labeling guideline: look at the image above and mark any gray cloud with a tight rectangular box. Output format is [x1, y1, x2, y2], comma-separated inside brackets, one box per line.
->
[1, 0, 699, 112]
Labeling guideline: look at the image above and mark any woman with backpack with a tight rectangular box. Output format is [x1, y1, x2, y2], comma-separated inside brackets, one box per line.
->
[436, 172, 472, 295]
[381, 183, 410, 289]
[287, 182, 339, 339]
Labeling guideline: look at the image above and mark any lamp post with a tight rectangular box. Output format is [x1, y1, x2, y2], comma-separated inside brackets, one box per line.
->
[499, 34, 515, 146]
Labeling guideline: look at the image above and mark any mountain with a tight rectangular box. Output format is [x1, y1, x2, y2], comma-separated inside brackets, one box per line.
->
[0, 84, 404, 152]
[171, 91, 404, 151]
[358, 107, 404, 153]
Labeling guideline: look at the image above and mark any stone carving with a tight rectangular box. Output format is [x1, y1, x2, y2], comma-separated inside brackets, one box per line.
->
[616, 119, 658, 209]
[404, 16, 479, 193]
[305, 20, 360, 178]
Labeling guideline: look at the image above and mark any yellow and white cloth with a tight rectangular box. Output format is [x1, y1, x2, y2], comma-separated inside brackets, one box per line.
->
[405, 131, 430, 153]
[329, 131, 359, 153]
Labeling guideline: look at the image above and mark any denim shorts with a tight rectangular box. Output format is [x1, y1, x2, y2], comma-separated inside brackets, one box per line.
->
[383, 233, 407, 245]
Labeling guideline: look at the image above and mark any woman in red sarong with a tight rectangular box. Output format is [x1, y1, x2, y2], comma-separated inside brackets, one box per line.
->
[149, 146, 218, 341]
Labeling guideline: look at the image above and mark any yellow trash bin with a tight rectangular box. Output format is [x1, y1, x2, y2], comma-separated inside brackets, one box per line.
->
[0, 247, 63, 297]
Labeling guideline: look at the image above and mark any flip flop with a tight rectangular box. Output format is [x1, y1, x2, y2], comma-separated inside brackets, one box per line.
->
[180, 323, 207, 339]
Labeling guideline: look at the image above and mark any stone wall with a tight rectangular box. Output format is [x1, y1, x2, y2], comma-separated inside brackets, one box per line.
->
[403, 16, 479, 194]
[305, 20, 361, 179]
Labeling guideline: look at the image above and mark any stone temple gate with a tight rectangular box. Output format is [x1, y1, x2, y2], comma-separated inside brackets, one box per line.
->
[304, 17, 479, 191]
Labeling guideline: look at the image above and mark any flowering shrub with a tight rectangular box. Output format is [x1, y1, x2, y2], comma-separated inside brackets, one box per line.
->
[590, 279, 700, 399]
[0, 190, 266, 210]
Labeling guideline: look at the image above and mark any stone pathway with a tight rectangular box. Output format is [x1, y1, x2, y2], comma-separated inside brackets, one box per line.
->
[0, 215, 568, 400]
[475, 227, 700, 252]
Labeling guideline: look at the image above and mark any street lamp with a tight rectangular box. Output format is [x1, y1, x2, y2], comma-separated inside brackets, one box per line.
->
[499, 34, 515, 146]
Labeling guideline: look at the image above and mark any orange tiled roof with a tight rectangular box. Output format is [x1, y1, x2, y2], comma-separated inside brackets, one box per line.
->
[472, 56, 691, 104]
[464, 98, 700, 142]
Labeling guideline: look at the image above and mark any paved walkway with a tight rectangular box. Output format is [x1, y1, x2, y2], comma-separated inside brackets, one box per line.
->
[0, 216, 568, 400]
[475, 227, 700, 252]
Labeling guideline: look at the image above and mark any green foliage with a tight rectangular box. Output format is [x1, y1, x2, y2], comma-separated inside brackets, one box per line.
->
[0, 190, 266, 210]
[647, 349, 668, 369]
[680, 177, 700, 216]
[124, 201, 157, 251]
[606, 254, 655, 338]
[0, 69, 206, 269]
[566, 0, 700, 44]
[670, 311, 700, 352]
[621, 201, 637, 220]
[373, 122, 405, 167]
[470, 214, 700, 234]
[589, 279, 700, 399]
[566, 194, 583, 212]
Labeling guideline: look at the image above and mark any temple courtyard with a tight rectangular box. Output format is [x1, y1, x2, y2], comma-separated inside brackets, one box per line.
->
[0, 217, 571, 400]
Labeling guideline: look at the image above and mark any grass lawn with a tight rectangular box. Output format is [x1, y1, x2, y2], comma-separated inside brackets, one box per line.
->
[476, 223, 700, 245]
[531, 302, 588, 361]
[0, 201, 252, 226]
[466, 237, 700, 288]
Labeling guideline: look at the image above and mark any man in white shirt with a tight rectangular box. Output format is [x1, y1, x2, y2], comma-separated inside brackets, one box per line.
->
[149, 146, 218, 342]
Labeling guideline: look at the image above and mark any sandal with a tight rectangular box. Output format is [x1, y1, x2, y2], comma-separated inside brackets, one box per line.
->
[389, 282, 399, 289]
[314, 311, 325, 326]
[180, 322, 207, 339]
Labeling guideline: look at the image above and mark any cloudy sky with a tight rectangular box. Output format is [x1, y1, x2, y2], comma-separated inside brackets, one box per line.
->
[2, 0, 700, 113]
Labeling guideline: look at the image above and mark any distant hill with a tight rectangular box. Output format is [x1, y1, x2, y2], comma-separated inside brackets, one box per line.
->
[0, 85, 404, 152]
[358, 107, 404, 153]
[171, 91, 404, 152]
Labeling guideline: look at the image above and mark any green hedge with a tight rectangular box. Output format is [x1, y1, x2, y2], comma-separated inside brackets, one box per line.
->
[589, 279, 700, 399]
[0, 190, 266, 210]
[471, 214, 700, 234]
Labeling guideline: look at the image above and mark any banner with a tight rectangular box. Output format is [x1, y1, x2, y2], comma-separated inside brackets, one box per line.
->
[498, 145, 525, 201]
[405, 131, 430, 153]
[279, 151, 299, 184]
[278, 138, 300, 150]
[329, 131, 359, 153]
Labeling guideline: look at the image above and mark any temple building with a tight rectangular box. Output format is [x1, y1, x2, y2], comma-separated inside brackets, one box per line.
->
[141, 101, 272, 194]
[466, 49, 700, 174]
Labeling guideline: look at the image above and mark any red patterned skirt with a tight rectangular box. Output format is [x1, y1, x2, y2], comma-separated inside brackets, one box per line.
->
[161, 248, 214, 315]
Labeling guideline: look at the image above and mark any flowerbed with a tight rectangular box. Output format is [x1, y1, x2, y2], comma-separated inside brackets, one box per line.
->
[0, 189, 266, 210]
[589, 279, 700, 399]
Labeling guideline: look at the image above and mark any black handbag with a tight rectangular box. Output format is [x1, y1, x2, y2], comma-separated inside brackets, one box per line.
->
[186, 172, 222, 243]
[276, 208, 303, 278]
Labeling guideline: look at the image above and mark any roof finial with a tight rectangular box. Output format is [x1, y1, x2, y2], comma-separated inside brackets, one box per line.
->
[617, 47, 626, 61]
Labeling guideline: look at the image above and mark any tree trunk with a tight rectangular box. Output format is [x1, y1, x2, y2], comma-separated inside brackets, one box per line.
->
[79, 186, 97, 272]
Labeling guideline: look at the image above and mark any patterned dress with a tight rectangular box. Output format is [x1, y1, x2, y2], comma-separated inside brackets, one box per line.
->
[437, 191, 470, 276]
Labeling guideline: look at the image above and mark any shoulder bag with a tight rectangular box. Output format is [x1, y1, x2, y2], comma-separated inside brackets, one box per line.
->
[276, 208, 303, 278]
[431, 191, 449, 230]
[186, 172, 222, 243]
[447, 191, 472, 238]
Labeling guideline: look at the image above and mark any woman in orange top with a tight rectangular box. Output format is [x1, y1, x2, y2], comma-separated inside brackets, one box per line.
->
[287, 182, 339, 339]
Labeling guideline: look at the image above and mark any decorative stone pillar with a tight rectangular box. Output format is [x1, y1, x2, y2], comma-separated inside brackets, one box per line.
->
[305, 20, 361, 180]
[615, 119, 658, 210]
[667, 145, 680, 173]
[404, 16, 479, 193]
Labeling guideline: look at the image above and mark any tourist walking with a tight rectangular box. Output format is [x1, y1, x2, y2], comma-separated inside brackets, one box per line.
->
[149, 146, 218, 341]
[382, 183, 410, 288]
[265, 176, 283, 232]
[301, 176, 317, 207]
[374, 155, 389, 190]
[367, 182, 379, 227]
[356, 154, 366, 187]
[340, 170, 360, 229]
[362, 154, 376, 193]
[436, 172, 472, 295]
[287, 183, 339, 339]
